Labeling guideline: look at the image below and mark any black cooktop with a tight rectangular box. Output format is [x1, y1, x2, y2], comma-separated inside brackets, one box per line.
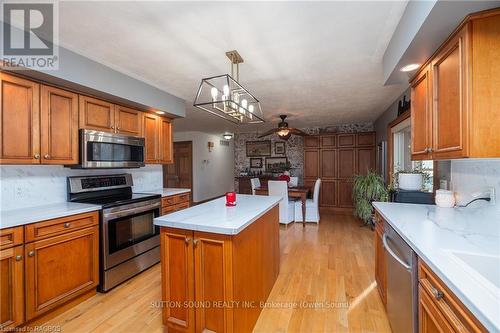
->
[70, 191, 161, 208]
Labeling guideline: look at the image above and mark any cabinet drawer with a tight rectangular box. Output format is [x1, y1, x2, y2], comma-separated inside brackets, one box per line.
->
[175, 202, 190, 211]
[25, 211, 99, 243]
[161, 205, 177, 216]
[0, 226, 24, 250]
[162, 196, 177, 206]
[177, 193, 190, 204]
[418, 261, 486, 333]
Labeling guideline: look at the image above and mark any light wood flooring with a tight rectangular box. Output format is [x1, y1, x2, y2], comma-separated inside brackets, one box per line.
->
[42, 212, 391, 333]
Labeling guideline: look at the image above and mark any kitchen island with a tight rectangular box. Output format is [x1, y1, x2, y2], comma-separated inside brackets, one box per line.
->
[154, 194, 281, 333]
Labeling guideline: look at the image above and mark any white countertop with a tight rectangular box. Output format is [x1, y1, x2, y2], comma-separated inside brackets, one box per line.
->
[373, 202, 500, 332]
[1, 202, 102, 229]
[141, 188, 191, 197]
[154, 194, 281, 235]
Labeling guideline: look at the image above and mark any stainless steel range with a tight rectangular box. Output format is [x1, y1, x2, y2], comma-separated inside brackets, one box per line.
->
[68, 174, 161, 292]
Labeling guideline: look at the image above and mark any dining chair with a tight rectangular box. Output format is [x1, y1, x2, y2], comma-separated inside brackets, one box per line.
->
[295, 178, 321, 223]
[268, 180, 295, 225]
[250, 178, 261, 195]
[289, 176, 298, 187]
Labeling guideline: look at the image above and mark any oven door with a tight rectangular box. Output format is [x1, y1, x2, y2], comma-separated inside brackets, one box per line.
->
[81, 129, 145, 168]
[102, 199, 160, 269]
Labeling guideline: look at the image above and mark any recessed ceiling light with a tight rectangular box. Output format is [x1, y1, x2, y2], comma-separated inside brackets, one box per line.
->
[155, 111, 165, 115]
[400, 64, 420, 72]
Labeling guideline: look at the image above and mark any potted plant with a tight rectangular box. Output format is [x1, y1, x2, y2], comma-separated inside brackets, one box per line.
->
[353, 171, 389, 226]
[391, 166, 430, 191]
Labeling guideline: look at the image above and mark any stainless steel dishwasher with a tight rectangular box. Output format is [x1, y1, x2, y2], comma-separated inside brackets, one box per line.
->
[383, 220, 418, 333]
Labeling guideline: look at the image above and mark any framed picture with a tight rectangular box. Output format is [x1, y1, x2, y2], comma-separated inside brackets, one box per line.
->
[246, 140, 271, 157]
[250, 158, 263, 169]
[274, 142, 286, 155]
[265, 157, 288, 171]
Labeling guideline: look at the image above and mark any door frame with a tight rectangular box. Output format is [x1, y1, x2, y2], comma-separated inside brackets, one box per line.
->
[163, 141, 193, 199]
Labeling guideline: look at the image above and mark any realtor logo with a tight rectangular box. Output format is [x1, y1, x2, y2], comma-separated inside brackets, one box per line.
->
[1, 1, 59, 69]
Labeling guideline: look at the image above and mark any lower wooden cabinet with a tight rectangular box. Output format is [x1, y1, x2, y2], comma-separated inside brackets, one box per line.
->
[160, 193, 191, 216]
[0, 245, 24, 329]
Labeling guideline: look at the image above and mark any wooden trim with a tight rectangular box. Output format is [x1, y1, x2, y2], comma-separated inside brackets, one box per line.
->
[0, 226, 24, 250]
[386, 110, 411, 185]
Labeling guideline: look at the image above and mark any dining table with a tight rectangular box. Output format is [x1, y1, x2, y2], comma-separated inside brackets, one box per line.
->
[253, 186, 310, 227]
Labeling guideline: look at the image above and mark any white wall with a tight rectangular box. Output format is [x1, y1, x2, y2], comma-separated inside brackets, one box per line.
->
[450, 159, 500, 208]
[0, 165, 163, 211]
[174, 131, 235, 203]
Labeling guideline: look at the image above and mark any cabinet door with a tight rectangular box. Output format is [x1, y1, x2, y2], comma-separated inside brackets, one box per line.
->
[158, 117, 173, 164]
[320, 149, 336, 179]
[357, 132, 375, 146]
[356, 147, 375, 176]
[25, 226, 99, 320]
[337, 181, 354, 208]
[0, 245, 24, 329]
[320, 135, 336, 148]
[411, 65, 432, 160]
[304, 136, 319, 148]
[160, 228, 195, 333]
[337, 148, 356, 179]
[143, 113, 159, 163]
[320, 180, 337, 207]
[115, 105, 143, 136]
[0, 73, 40, 164]
[338, 134, 355, 147]
[79, 95, 115, 132]
[193, 232, 233, 333]
[431, 25, 469, 159]
[40, 85, 79, 164]
[304, 149, 319, 178]
[418, 285, 455, 333]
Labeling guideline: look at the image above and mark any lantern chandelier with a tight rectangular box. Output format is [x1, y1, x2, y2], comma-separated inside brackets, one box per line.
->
[193, 50, 264, 124]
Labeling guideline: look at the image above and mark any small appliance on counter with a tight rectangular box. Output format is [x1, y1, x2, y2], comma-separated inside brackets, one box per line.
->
[68, 174, 161, 292]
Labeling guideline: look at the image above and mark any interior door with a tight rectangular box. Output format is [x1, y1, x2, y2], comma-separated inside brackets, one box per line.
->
[164, 141, 192, 191]
[40, 85, 79, 164]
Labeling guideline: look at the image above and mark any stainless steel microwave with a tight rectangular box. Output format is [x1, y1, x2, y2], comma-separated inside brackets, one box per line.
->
[77, 129, 145, 169]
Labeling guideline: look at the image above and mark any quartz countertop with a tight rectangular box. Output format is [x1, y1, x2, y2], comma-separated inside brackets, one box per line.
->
[141, 188, 191, 197]
[1, 202, 102, 229]
[372, 202, 500, 332]
[154, 194, 281, 235]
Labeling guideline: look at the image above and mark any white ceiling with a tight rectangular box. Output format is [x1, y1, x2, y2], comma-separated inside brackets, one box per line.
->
[57, 1, 409, 134]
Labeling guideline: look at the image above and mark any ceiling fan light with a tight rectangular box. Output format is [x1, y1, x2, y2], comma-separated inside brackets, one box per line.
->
[278, 129, 290, 137]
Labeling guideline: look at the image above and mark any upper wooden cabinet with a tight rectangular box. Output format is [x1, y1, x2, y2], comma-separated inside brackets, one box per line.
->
[159, 117, 173, 164]
[338, 134, 355, 147]
[410, 10, 500, 160]
[0, 73, 40, 164]
[304, 136, 319, 148]
[41, 85, 79, 164]
[320, 135, 336, 147]
[115, 105, 143, 136]
[79, 95, 115, 132]
[143, 113, 159, 163]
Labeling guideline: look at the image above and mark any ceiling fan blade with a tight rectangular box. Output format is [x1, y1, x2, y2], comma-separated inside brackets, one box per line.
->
[288, 128, 309, 136]
[257, 128, 280, 138]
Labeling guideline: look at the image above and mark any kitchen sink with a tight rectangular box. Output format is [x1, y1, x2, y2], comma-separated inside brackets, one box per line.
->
[448, 250, 500, 295]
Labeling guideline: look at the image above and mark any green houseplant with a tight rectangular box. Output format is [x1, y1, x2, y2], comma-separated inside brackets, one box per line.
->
[353, 171, 389, 226]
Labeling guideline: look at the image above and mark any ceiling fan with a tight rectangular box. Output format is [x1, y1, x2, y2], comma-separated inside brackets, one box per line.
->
[258, 115, 308, 141]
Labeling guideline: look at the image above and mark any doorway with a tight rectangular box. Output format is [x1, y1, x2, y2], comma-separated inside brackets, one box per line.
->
[163, 141, 193, 196]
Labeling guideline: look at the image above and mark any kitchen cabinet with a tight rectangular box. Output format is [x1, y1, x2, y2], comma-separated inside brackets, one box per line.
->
[41, 85, 79, 164]
[374, 212, 386, 306]
[410, 10, 500, 160]
[320, 180, 337, 207]
[418, 261, 486, 333]
[356, 132, 375, 146]
[115, 105, 143, 136]
[79, 95, 115, 132]
[320, 149, 336, 179]
[337, 180, 354, 208]
[158, 117, 173, 164]
[304, 149, 320, 178]
[143, 113, 174, 164]
[0, 72, 40, 164]
[160, 193, 191, 216]
[337, 148, 356, 179]
[356, 147, 376, 175]
[25, 213, 99, 320]
[304, 135, 319, 148]
[0, 227, 24, 330]
[320, 135, 336, 147]
[337, 134, 355, 147]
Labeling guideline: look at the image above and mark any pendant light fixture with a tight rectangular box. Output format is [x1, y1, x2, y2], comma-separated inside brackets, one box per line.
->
[193, 50, 264, 124]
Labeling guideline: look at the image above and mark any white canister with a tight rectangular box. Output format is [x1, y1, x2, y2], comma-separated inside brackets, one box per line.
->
[435, 190, 456, 208]
[398, 173, 423, 191]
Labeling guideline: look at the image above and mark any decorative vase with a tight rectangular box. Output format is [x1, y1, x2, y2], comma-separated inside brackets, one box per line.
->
[398, 173, 423, 191]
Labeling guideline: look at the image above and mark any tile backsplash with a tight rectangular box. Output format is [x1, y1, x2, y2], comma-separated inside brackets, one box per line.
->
[0, 165, 163, 211]
[451, 159, 500, 207]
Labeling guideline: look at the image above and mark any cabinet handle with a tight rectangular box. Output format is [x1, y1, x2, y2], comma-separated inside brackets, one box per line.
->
[184, 237, 191, 245]
[428, 147, 433, 153]
[193, 239, 199, 247]
[15, 255, 23, 261]
[34, 153, 40, 159]
[28, 251, 35, 257]
[44, 154, 50, 159]
[64, 222, 71, 228]
[431, 286, 444, 300]
[111, 125, 115, 130]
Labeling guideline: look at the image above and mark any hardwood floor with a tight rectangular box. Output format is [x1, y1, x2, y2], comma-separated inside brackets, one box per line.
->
[41, 212, 391, 333]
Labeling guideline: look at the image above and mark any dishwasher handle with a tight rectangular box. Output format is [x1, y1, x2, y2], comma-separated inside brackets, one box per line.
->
[383, 233, 412, 271]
